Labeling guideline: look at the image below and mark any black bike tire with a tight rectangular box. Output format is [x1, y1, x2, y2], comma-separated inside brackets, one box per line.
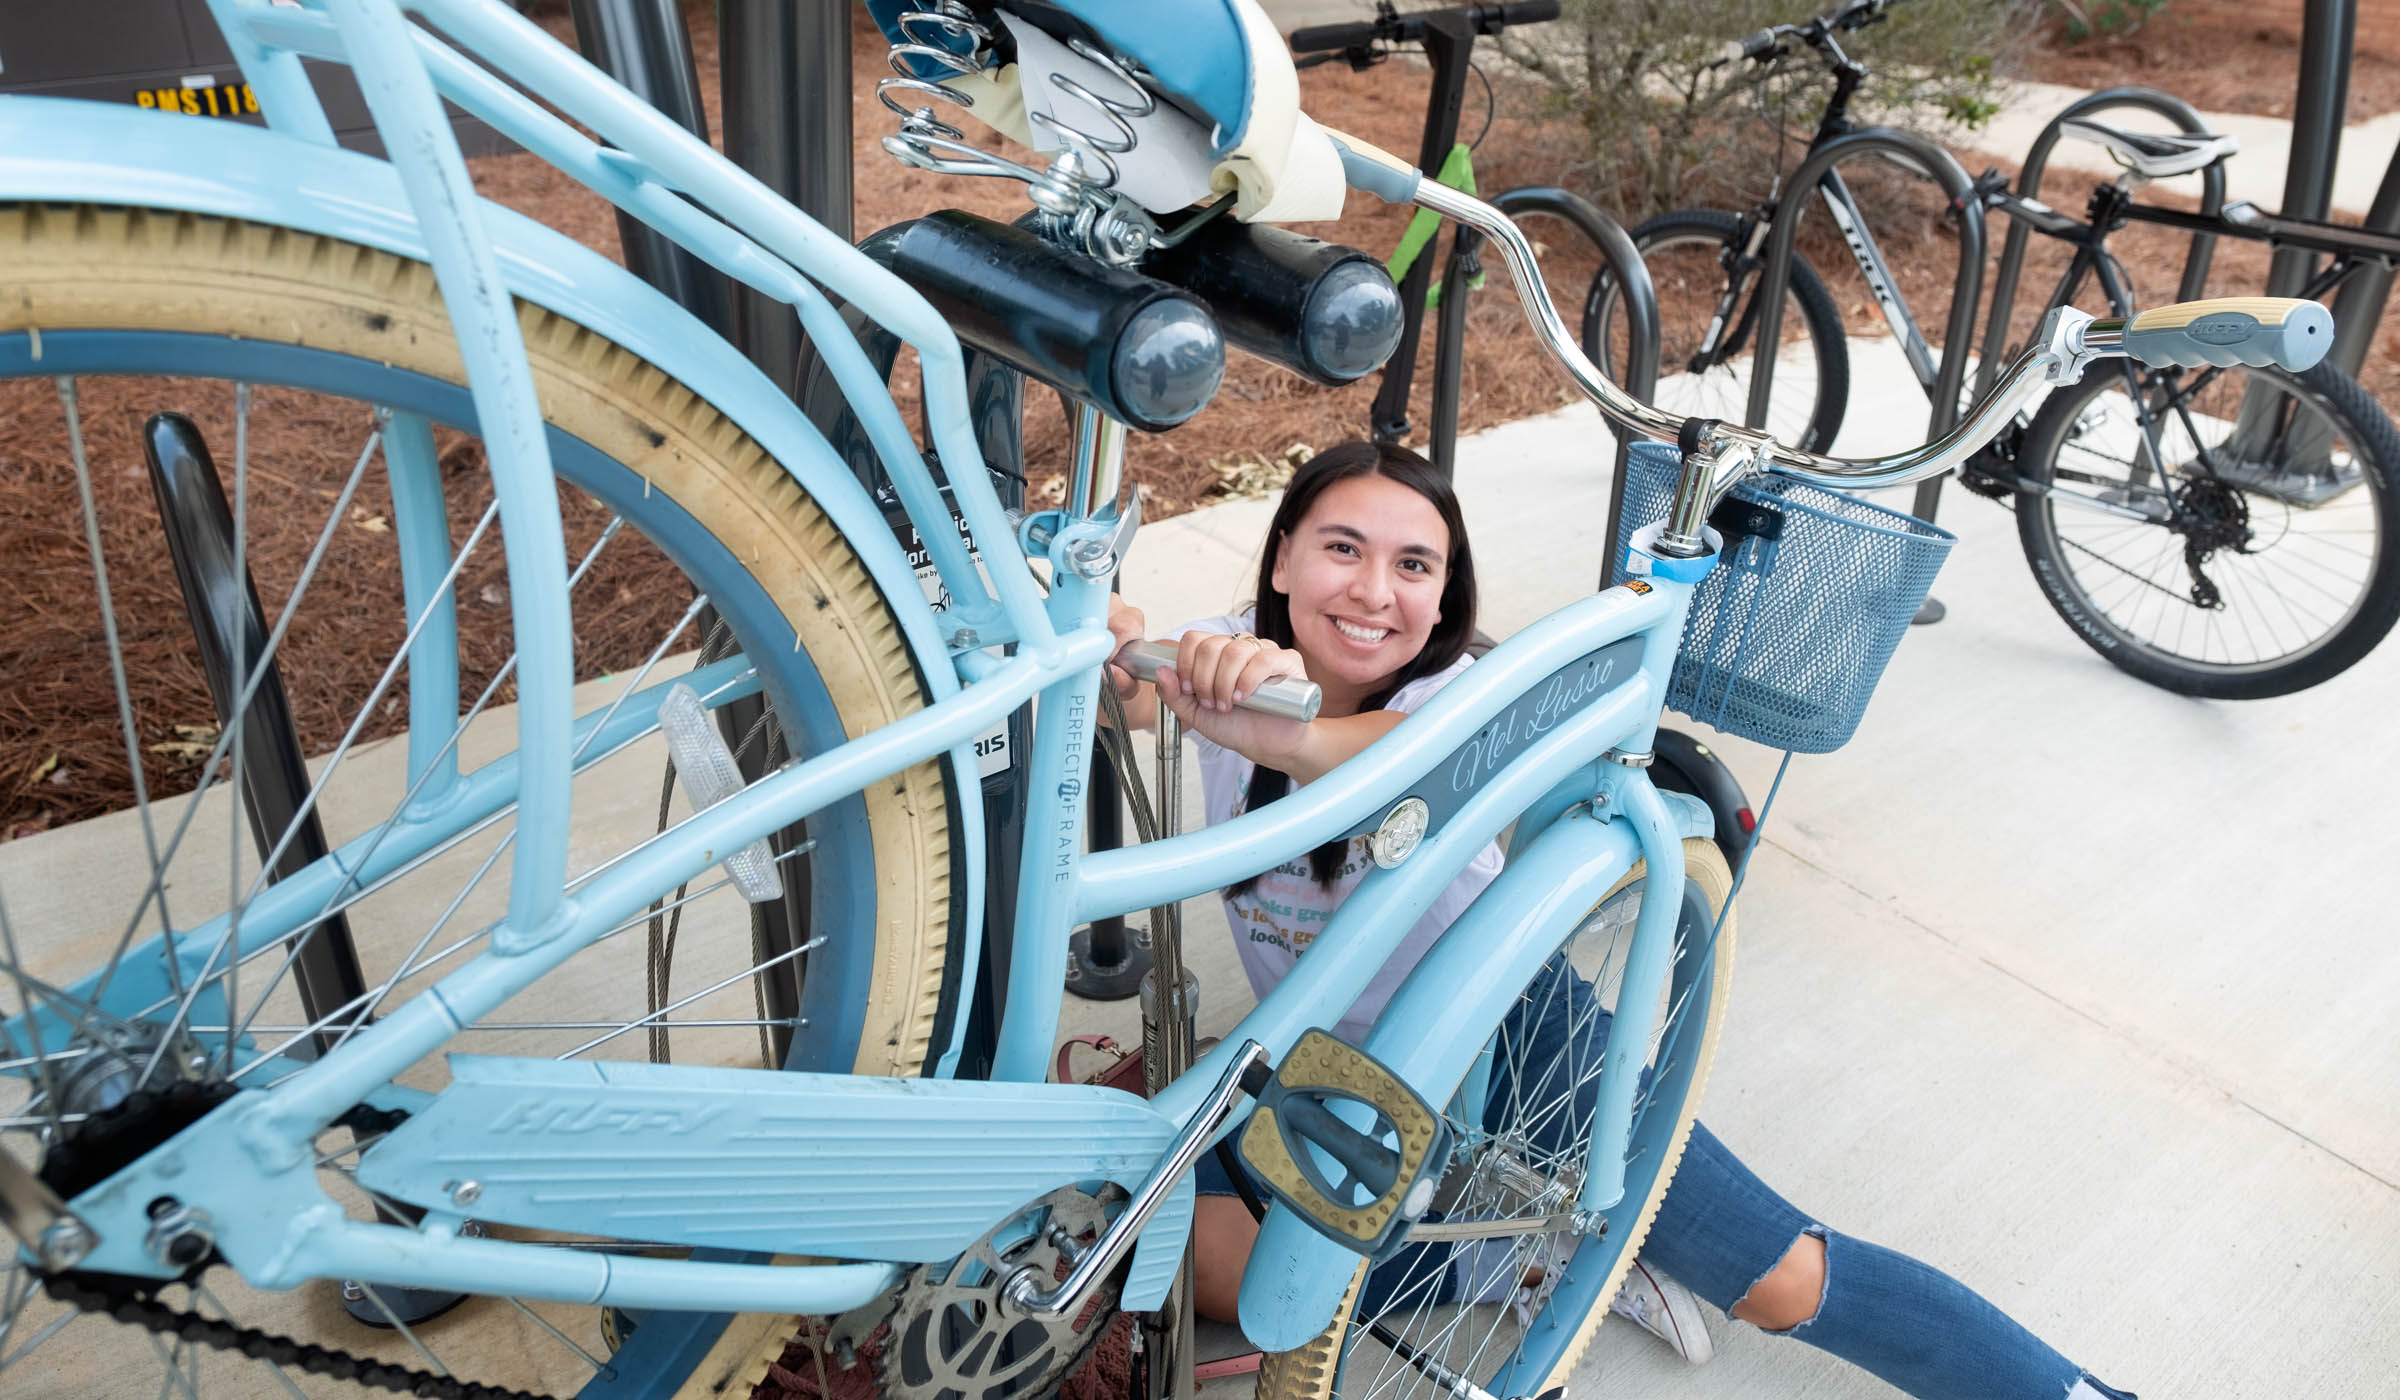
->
[2014, 357, 2400, 698]
[1582, 208, 1852, 455]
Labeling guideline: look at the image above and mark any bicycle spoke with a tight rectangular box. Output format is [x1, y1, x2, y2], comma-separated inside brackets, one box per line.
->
[239, 851, 788, 1083]
[145, 1329, 203, 1400]
[59, 376, 190, 1054]
[227, 515, 667, 1060]
[504, 1296, 610, 1377]
[222, 382, 253, 1076]
[348, 1282, 451, 1378]
[191, 1282, 312, 1400]
[0, 894, 72, 1138]
[556, 935, 819, 1060]
[0, 1266, 31, 1363]
[0, 1300, 80, 1373]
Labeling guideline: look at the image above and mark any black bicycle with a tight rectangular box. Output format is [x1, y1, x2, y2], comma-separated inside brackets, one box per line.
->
[1290, 0, 1757, 862]
[1582, 0, 2400, 699]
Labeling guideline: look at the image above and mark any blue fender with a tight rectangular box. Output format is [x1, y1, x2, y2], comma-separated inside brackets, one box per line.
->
[0, 96, 955, 709]
[1237, 806, 1649, 1351]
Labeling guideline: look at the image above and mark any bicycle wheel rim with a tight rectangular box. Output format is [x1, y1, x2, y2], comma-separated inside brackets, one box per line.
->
[2020, 362, 2398, 694]
[1587, 217, 1840, 453]
[1277, 841, 1734, 1400]
[0, 212, 955, 1400]
[1, 330, 894, 1067]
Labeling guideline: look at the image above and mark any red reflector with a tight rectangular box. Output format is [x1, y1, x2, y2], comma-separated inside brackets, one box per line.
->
[1736, 808, 1758, 834]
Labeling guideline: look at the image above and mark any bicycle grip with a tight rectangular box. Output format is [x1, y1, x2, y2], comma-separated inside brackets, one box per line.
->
[1732, 27, 1779, 61]
[1114, 639, 1324, 723]
[2120, 297, 2334, 372]
[1289, 17, 1380, 54]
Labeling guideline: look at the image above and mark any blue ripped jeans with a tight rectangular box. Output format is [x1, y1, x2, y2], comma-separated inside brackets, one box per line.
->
[1643, 1121, 2124, 1400]
[1206, 958, 2127, 1400]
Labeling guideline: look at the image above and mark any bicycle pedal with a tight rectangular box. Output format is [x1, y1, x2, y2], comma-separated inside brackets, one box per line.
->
[1238, 1029, 1450, 1258]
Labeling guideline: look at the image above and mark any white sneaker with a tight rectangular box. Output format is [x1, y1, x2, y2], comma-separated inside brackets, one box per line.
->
[1448, 1230, 1573, 1327]
[1609, 1259, 1713, 1364]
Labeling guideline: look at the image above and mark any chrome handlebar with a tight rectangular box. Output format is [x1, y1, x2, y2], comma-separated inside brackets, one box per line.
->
[1397, 171, 2328, 556]
[1407, 178, 2085, 502]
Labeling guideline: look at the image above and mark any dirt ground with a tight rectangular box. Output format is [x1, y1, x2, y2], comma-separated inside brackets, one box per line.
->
[2031, 0, 2400, 119]
[7, 4, 2395, 842]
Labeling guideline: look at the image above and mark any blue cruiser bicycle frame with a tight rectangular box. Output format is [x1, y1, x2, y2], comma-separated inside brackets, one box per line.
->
[3, 0, 1709, 1330]
[0, 0, 2330, 1373]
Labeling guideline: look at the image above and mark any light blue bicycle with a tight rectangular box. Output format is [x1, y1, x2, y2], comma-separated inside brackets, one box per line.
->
[0, 3, 2330, 1397]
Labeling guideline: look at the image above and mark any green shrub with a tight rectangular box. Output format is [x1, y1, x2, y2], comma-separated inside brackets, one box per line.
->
[1494, 0, 2036, 221]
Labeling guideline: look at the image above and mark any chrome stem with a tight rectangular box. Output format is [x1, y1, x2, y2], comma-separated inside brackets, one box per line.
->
[1069, 404, 1130, 521]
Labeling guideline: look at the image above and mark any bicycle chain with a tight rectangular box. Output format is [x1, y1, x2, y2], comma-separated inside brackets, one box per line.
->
[34, 1090, 558, 1400]
[39, 1268, 561, 1400]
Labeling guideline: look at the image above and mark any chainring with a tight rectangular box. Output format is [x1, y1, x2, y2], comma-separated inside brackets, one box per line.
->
[855, 1183, 1128, 1400]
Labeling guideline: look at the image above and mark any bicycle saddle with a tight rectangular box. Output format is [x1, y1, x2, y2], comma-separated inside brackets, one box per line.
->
[2057, 117, 2238, 180]
[869, 0, 1349, 222]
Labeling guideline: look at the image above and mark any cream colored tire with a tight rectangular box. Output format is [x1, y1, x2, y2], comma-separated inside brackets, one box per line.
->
[1258, 837, 1737, 1400]
[0, 203, 967, 1398]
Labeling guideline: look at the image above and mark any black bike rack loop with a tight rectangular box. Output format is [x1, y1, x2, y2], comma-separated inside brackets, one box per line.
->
[1367, 7, 1488, 450]
[1977, 87, 2226, 405]
[1749, 125, 1986, 523]
[141, 413, 373, 1063]
[1485, 187, 1660, 575]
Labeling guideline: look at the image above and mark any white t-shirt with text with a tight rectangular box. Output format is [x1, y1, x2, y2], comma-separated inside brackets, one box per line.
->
[1176, 612, 1505, 1045]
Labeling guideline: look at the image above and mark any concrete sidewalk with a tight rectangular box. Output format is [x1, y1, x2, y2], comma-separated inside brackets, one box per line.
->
[4, 346, 2392, 1399]
[1093, 334, 2400, 1396]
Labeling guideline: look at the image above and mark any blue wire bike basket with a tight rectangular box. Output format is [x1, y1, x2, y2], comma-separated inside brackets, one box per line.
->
[1611, 441, 1956, 754]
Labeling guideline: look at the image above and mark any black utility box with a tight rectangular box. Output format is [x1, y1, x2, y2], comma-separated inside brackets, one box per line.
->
[0, 0, 512, 157]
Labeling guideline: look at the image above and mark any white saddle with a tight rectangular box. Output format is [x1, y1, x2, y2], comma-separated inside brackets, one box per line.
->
[2057, 117, 2238, 180]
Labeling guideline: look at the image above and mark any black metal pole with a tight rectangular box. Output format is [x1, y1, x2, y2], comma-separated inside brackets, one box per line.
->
[1746, 128, 1985, 523]
[1369, 9, 1478, 445]
[714, 0, 857, 1066]
[1064, 727, 1150, 1002]
[722, 0, 841, 390]
[142, 414, 370, 1062]
[568, 0, 826, 1068]
[2238, 0, 2354, 467]
[2267, 0, 2355, 298]
[1978, 88, 2224, 403]
[566, 0, 732, 333]
[1427, 227, 1479, 478]
[1484, 186, 1659, 582]
[2327, 147, 2400, 377]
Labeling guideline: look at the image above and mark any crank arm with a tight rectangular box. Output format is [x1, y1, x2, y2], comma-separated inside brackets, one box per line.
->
[1003, 1040, 1268, 1320]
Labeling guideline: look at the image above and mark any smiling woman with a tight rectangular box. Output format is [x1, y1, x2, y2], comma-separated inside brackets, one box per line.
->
[1098, 441, 2146, 1400]
[1101, 438, 1490, 1042]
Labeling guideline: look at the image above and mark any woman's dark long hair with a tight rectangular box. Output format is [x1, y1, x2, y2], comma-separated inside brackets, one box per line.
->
[1231, 440, 1478, 895]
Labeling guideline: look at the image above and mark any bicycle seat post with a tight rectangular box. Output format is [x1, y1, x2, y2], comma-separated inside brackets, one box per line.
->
[1136, 704, 1199, 1397]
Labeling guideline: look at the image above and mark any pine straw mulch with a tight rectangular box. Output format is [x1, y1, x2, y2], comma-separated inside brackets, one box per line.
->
[11, 9, 2396, 841]
[2027, 0, 2400, 120]
[0, 15, 1628, 837]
